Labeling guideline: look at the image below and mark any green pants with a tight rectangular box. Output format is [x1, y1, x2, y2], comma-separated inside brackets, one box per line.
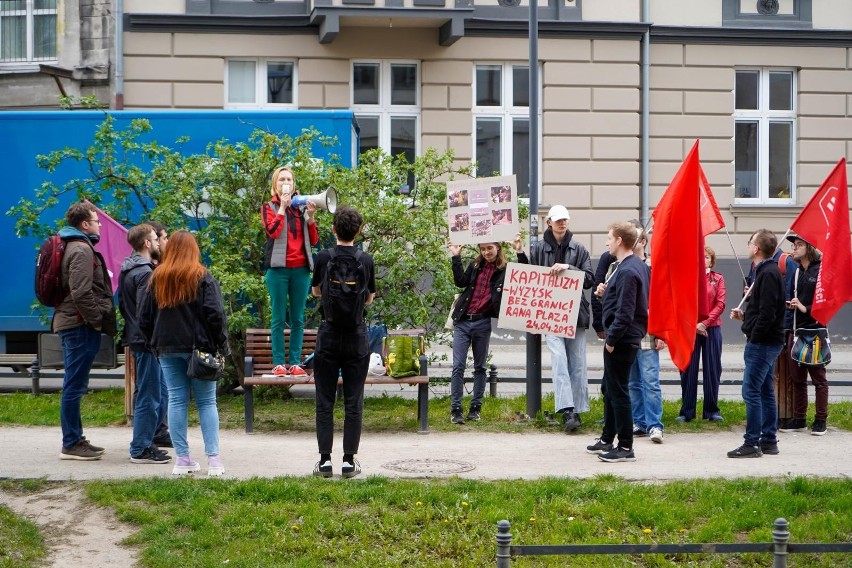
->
[265, 266, 312, 366]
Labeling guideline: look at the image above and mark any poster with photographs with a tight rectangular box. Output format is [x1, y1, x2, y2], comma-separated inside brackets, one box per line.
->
[447, 175, 520, 245]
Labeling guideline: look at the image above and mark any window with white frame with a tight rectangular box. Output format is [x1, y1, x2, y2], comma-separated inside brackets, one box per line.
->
[734, 69, 796, 203]
[351, 60, 419, 191]
[225, 59, 297, 108]
[0, 0, 57, 65]
[473, 63, 532, 199]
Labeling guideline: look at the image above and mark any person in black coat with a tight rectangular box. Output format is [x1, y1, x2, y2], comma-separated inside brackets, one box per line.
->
[586, 221, 649, 463]
[728, 229, 786, 458]
[139, 231, 229, 477]
[448, 234, 526, 424]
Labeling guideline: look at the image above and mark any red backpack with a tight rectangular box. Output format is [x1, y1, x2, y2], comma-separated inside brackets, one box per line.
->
[34, 235, 93, 308]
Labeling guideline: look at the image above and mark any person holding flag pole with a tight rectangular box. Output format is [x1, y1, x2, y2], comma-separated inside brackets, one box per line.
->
[777, 157, 852, 436]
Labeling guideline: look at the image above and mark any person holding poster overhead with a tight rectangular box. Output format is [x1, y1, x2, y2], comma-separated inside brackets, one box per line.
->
[529, 205, 594, 433]
[447, 235, 527, 424]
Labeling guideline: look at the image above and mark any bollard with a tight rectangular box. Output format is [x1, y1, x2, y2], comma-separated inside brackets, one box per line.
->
[773, 518, 789, 568]
[30, 357, 40, 396]
[496, 520, 513, 568]
[489, 364, 498, 398]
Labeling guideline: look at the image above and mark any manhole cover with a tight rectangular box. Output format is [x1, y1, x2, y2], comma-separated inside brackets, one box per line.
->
[382, 458, 476, 475]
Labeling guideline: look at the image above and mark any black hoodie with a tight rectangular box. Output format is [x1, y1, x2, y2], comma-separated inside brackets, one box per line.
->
[118, 253, 155, 351]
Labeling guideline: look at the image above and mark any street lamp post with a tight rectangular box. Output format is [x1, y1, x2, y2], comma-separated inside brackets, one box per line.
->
[525, 0, 542, 418]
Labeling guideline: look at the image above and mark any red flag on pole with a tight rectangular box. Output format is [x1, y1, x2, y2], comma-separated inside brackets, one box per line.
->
[87, 202, 131, 293]
[649, 141, 706, 372]
[790, 159, 852, 325]
[698, 165, 725, 237]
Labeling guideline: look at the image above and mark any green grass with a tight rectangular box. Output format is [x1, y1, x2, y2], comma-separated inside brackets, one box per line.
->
[78, 475, 852, 567]
[0, 481, 49, 568]
[1, 393, 851, 566]
[1, 388, 851, 434]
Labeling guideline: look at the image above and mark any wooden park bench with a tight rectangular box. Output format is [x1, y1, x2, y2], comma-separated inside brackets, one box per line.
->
[242, 328, 430, 434]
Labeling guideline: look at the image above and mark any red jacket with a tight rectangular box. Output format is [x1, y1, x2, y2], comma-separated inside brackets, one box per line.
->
[701, 271, 726, 328]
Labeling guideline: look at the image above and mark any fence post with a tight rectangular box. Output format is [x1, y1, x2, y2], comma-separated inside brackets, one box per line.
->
[489, 364, 498, 398]
[30, 357, 41, 395]
[496, 520, 513, 568]
[773, 518, 789, 568]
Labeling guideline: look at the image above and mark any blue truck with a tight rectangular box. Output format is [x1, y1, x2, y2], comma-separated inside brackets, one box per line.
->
[0, 109, 358, 354]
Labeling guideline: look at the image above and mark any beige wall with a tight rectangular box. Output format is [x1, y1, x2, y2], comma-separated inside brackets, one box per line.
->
[582, 0, 638, 23]
[813, 0, 852, 30]
[121, 24, 852, 256]
[124, 0, 184, 15]
[650, 0, 723, 27]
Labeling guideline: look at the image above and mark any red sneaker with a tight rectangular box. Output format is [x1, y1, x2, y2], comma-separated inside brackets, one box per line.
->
[289, 365, 307, 377]
[272, 364, 288, 377]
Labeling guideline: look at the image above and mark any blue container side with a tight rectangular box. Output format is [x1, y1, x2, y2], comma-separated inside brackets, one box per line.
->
[1, 110, 356, 334]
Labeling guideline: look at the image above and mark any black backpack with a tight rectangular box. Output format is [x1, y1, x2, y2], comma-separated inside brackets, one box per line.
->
[321, 248, 367, 329]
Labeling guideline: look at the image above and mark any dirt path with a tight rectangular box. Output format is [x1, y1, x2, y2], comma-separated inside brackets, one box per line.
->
[1, 484, 138, 567]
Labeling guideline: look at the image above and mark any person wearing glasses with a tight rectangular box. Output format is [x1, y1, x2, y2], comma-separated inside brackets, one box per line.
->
[119, 224, 171, 465]
[55, 201, 116, 461]
[779, 234, 829, 436]
[728, 230, 786, 458]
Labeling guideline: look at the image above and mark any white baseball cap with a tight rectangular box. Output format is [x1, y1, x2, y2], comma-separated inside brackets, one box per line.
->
[547, 205, 570, 222]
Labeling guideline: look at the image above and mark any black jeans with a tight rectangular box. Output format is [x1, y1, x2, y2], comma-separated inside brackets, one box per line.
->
[601, 344, 638, 449]
[314, 323, 370, 455]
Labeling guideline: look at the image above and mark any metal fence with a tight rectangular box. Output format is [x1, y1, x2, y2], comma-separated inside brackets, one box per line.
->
[496, 518, 852, 567]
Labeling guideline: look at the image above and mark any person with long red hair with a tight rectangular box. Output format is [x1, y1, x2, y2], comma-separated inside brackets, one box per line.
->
[140, 230, 229, 477]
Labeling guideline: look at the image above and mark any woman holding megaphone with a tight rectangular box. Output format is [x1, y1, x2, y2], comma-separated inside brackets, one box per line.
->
[262, 166, 319, 377]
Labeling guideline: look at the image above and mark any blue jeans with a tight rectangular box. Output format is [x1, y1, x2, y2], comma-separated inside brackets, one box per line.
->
[59, 325, 102, 448]
[265, 266, 312, 366]
[130, 351, 165, 456]
[742, 342, 783, 447]
[158, 354, 220, 458]
[451, 317, 492, 410]
[546, 330, 590, 413]
[629, 348, 663, 432]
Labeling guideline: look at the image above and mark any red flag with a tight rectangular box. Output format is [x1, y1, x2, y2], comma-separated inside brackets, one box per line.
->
[649, 141, 705, 372]
[791, 159, 852, 325]
[88, 202, 131, 293]
[698, 166, 725, 236]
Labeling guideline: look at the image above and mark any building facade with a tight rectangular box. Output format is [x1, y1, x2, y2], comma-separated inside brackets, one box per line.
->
[4, 0, 851, 334]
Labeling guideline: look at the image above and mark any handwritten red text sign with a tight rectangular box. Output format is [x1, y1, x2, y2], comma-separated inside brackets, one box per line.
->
[497, 263, 584, 338]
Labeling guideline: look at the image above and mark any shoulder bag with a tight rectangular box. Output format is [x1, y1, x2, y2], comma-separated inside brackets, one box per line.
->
[186, 280, 226, 381]
[790, 268, 831, 367]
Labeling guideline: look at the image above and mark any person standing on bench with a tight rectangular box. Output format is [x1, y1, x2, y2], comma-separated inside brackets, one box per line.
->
[310, 206, 376, 478]
[447, 234, 527, 425]
[262, 166, 319, 378]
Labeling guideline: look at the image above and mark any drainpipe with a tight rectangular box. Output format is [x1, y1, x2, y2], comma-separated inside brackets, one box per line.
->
[115, 0, 124, 109]
[640, 0, 650, 224]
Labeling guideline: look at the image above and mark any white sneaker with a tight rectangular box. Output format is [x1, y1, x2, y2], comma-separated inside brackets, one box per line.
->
[649, 427, 664, 444]
[172, 457, 201, 475]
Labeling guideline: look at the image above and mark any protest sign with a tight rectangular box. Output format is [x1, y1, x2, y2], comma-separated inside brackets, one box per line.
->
[497, 263, 585, 338]
[447, 174, 519, 245]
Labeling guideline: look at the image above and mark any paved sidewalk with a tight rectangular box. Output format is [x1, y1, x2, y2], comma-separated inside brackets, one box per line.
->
[1, 425, 849, 482]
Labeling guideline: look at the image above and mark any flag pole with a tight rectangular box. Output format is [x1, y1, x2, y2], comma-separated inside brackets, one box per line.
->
[732, 228, 792, 312]
[722, 226, 747, 285]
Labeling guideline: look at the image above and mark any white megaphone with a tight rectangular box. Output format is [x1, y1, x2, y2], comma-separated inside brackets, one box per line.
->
[291, 186, 337, 213]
